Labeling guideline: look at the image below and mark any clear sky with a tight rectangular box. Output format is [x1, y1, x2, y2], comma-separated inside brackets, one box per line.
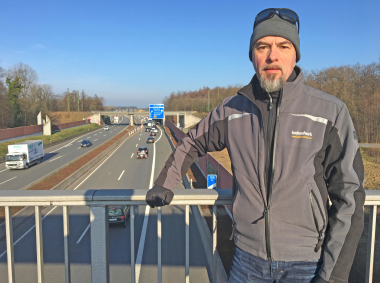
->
[1, 0, 379, 108]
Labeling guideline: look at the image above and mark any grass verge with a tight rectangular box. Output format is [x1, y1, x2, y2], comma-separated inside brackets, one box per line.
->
[0, 123, 100, 157]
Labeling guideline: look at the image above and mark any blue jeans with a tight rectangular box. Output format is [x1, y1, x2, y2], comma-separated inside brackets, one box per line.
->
[228, 247, 321, 283]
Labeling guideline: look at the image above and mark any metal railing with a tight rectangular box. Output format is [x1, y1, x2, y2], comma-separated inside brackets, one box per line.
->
[0, 189, 379, 283]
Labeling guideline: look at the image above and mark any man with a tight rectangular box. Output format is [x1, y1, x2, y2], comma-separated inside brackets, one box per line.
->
[146, 8, 365, 283]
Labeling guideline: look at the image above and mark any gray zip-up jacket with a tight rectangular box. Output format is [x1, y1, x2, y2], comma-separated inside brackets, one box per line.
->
[155, 67, 365, 282]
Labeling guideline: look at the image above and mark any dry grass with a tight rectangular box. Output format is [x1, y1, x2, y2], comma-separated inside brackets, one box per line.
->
[49, 111, 92, 124]
[362, 148, 380, 190]
[209, 149, 232, 173]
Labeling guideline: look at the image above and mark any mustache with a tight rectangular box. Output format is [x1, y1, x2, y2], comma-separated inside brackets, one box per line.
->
[262, 65, 283, 71]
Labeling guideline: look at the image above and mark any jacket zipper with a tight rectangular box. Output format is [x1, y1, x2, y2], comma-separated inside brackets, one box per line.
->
[265, 89, 283, 260]
[264, 94, 273, 260]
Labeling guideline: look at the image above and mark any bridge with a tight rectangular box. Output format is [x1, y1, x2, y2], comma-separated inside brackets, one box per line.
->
[90, 111, 201, 128]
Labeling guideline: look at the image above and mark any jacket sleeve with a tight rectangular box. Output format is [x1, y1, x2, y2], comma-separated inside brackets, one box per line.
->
[319, 104, 365, 282]
[154, 102, 228, 190]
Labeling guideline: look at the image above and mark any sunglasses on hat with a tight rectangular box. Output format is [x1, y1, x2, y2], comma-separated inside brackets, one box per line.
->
[254, 8, 300, 33]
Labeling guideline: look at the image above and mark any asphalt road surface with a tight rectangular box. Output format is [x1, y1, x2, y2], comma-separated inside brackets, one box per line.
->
[0, 122, 211, 283]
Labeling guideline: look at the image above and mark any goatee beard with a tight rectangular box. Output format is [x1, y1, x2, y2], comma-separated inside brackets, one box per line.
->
[259, 74, 284, 93]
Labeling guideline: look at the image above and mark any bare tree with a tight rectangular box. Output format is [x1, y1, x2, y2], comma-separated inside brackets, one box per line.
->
[7, 63, 38, 98]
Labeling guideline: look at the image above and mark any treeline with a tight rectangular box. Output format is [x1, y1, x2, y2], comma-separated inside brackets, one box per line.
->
[163, 85, 242, 113]
[0, 63, 105, 129]
[163, 61, 380, 143]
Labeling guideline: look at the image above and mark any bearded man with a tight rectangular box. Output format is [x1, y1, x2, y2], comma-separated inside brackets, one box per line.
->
[146, 8, 365, 283]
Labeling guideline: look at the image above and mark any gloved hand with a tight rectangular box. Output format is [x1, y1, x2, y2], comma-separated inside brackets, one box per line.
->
[311, 275, 329, 283]
[146, 185, 174, 208]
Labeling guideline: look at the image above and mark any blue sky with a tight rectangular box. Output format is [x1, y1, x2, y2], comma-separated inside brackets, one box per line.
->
[1, 0, 379, 108]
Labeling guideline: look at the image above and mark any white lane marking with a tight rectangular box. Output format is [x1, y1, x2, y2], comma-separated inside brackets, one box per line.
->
[139, 138, 140, 140]
[73, 131, 133, 190]
[77, 147, 81, 149]
[0, 168, 8, 173]
[0, 176, 17, 185]
[94, 139, 98, 141]
[131, 153, 134, 158]
[104, 134, 106, 137]
[135, 127, 163, 282]
[77, 141, 81, 143]
[94, 134, 97, 136]
[87, 137, 91, 138]
[76, 224, 91, 244]
[49, 155, 64, 162]
[118, 170, 125, 181]
[0, 206, 57, 259]
[136, 144, 138, 147]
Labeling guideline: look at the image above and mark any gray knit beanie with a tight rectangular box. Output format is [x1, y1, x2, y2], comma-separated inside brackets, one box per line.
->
[249, 14, 300, 62]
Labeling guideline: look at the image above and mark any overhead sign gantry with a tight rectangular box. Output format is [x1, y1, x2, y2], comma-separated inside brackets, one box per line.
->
[149, 104, 164, 119]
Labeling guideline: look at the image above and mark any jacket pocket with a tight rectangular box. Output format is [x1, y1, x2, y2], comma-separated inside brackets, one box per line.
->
[308, 186, 326, 252]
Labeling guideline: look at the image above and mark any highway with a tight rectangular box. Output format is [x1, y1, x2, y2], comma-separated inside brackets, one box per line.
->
[0, 116, 131, 191]
[0, 122, 211, 282]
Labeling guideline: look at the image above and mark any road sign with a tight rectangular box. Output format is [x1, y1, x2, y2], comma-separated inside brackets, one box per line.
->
[207, 174, 217, 189]
[149, 104, 164, 119]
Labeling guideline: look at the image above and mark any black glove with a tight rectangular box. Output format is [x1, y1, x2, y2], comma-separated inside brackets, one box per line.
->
[311, 275, 329, 283]
[146, 185, 174, 208]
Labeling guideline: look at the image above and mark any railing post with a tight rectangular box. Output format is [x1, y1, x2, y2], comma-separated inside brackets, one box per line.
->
[90, 205, 109, 283]
[130, 206, 135, 283]
[365, 205, 377, 283]
[5, 207, 15, 283]
[185, 205, 190, 283]
[212, 205, 217, 283]
[158, 207, 162, 283]
[63, 206, 71, 283]
[35, 206, 44, 283]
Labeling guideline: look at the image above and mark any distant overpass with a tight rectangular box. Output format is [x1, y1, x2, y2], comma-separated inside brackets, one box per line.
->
[91, 111, 200, 128]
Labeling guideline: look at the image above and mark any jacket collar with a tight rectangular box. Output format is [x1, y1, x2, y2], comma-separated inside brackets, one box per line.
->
[238, 66, 304, 103]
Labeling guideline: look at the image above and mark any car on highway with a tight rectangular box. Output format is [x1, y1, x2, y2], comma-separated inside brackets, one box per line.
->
[137, 147, 149, 159]
[151, 127, 158, 133]
[108, 205, 130, 228]
[81, 140, 93, 147]
[104, 126, 109, 131]
[145, 128, 151, 132]
[150, 132, 157, 136]
[147, 137, 155, 143]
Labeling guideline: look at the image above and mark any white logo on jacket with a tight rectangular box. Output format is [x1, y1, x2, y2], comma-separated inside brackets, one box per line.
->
[292, 131, 312, 139]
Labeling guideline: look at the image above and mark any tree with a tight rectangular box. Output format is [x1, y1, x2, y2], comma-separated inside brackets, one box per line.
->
[6, 77, 22, 127]
[7, 63, 38, 98]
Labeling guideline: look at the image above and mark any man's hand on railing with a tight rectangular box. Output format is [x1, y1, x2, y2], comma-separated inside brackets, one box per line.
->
[146, 185, 174, 208]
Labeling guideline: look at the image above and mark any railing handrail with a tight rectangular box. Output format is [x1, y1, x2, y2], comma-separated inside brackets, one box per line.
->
[0, 189, 379, 205]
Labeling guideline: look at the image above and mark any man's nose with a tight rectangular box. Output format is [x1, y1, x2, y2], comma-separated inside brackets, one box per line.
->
[266, 46, 280, 63]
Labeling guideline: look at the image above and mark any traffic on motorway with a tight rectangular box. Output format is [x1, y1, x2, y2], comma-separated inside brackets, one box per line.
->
[0, 115, 130, 190]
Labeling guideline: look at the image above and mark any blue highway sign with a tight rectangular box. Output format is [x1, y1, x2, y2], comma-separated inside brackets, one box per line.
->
[149, 104, 164, 119]
[207, 174, 217, 189]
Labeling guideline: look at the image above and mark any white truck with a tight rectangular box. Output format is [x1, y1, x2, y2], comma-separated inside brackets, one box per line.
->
[5, 140, 44, 170]
[147, 118, 153, 127]
[114, 116, 119, 124]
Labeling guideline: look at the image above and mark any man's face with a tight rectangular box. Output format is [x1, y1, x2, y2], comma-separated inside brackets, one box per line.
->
[252, 36, 297, 91]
